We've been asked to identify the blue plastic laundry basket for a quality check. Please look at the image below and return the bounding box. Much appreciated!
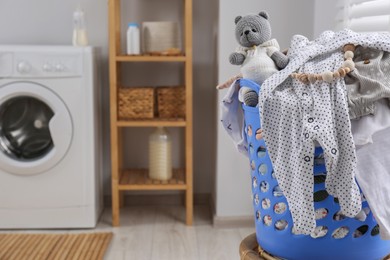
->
[240,78,390,260]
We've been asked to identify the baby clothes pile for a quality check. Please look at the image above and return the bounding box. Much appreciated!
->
[221,29,390,239]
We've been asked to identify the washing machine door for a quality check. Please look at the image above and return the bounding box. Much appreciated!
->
[0,82,72,175]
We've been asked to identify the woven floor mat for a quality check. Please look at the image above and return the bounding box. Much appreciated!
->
[0,232,113,260]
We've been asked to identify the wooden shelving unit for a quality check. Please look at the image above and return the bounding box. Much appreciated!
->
[116,55,187,62]
[119,169,186,191]
[116,118,187,128]
[108,0,193,226]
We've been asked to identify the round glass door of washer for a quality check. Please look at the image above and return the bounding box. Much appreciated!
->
[0,82,73,175]
[0,96,54,161]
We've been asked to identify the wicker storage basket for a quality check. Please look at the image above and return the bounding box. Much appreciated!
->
[118,87,155,119]
[157,86,185,119]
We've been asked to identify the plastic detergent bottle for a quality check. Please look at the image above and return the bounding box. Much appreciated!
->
[126,23,140,55]
[149,127,172,181]
[72,7,88,46]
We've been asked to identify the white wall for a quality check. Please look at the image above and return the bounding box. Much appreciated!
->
[314,0,338,38]
[0,0,326,217]
[0,0,218,196]
[216,0,315,217]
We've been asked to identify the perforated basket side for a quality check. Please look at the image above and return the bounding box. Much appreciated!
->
[240,78,390,260]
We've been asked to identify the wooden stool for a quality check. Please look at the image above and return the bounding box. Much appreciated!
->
[239,233,279,260]
[240,233,390,260]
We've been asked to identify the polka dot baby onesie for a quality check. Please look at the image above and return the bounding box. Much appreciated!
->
[263,52,362,235]
[258,29,390,235]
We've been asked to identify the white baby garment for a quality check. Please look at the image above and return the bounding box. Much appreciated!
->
[258,29,390,235]
[220,79,248,156]
[355,127,390,239]
[237,39,280,85]
[351,99,390,146]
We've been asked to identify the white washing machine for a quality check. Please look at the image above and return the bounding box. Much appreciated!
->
[0,45,103,228]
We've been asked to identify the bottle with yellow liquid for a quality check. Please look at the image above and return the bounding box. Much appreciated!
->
[148,127,172,180]
[72,6,88,46]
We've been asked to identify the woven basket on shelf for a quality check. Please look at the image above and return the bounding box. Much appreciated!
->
[157,86,185,119]
[118,87,155,119]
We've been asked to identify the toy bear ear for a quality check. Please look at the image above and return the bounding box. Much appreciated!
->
[235,16,242,24]
[259,11,269,20]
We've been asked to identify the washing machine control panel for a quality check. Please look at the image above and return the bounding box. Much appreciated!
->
[41,62,68,73]
[16,60,32,74]
[3,50,84,78]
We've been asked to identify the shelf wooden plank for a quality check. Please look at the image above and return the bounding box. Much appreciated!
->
[108,0,121,227]
[116,55,187,62]
[184,0,194,226]
[119,169,187,191]
[117,118,186,127]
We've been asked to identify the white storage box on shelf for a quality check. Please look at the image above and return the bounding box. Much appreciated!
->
[142,21,181,54]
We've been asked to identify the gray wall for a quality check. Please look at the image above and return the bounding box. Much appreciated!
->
[216,0,315,217]
[314,0,338,38]
[0,0,329,218]
[0,0,218,196]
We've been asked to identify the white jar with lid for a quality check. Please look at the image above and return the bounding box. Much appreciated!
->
[148,127,172,181]
[126,23,140,55]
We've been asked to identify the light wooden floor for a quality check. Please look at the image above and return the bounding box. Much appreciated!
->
[100,205,254,260]
[0,206,255,260]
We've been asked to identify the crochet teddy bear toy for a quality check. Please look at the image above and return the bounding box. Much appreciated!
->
[227,11,289,106]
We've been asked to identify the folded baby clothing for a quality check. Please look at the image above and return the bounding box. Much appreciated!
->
[355,127,390,239]
[351,99,390,146]
[220,29,390,236]
[345,46,390,146]
[220,79,248,156]
[346,46,390,119]
[236,39,280,85]
[258,29,390,235]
